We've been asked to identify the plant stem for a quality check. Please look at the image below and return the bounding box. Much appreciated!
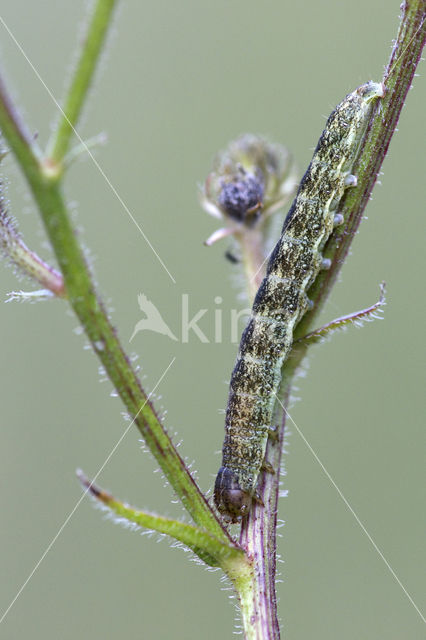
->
[0,76,43,178]
[234,2,426,637]
[238,228,268,301]
[46,0,118,167]
[21,154,223,537]
[78,470,244,567]
[237,369,295,640]
[0,4,230,543]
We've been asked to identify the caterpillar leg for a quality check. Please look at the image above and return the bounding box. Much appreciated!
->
[261,460,275,474]
[333,213,344,226]
[268,425,279,442]
[344,173,358,188]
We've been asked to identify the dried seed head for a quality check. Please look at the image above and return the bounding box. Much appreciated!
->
[201,134,297,229]
[218,168,264,225]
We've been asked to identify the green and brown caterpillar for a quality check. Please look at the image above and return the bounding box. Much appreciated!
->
[214,81,384,522]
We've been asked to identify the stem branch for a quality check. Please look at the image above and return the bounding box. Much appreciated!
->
[0,3,230,543]
[46,0,118,167]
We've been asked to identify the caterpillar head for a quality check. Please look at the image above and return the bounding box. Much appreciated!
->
[356,80,385,103]
[214,466,252,523]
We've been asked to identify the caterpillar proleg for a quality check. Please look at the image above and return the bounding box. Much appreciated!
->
[214,81,384,522]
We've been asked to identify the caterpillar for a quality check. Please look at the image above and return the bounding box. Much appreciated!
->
[214,81,384,522]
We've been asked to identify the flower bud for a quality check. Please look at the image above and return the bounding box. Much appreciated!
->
[201,134,297,229]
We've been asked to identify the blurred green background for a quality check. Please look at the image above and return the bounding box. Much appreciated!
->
[0,1,424,638]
